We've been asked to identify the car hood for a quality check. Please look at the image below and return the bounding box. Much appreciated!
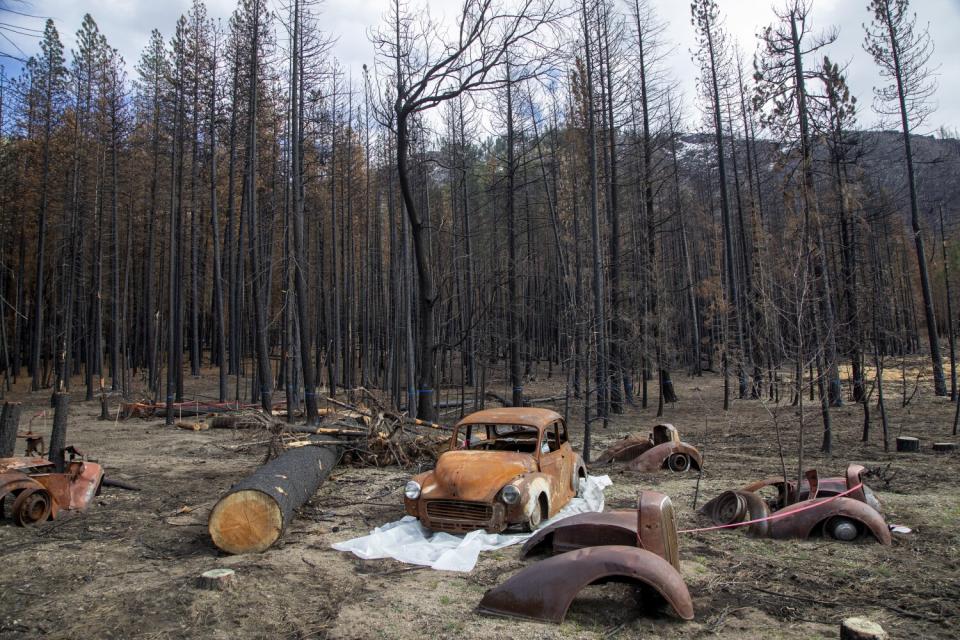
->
[422,451,536,503]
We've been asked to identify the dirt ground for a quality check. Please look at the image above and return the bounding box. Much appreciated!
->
[1,361,958,640]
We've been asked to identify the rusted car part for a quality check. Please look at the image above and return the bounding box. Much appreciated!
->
[404,408,587,534]
[0,455,104,526]
[478,492,692,624]
[699,464,890,544]
[522,491,679,568]
[596,424,702,473]
[478,545,694,623]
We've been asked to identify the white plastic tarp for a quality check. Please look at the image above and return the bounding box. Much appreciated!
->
[331,475,612,572]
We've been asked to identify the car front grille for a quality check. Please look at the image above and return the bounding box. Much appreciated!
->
[425,499,493,523]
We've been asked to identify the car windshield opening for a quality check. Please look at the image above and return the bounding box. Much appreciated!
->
[459,424,541,453]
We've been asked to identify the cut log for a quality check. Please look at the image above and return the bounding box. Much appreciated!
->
[101,477,142,491]
[177,421,209,431]
[198,568,236,590]
[0,402,22,457]
[208,438,341,554]
[840,617,888,640]
[932,442,956,452]
[49,393,69,472]
[896,436,920,452]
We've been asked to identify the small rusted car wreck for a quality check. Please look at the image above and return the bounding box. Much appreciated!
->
[596,423,702,472]
[403,408,587,533]
[699,463,890,544]
[478,491,694,623]
[0,454,103,526]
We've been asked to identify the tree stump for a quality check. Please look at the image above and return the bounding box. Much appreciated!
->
[198,568,236,590]
[0,402,22,457]
[932,442,956,453]
[840,617,888,640]
[208,439,340,554]
[895,436,920,452]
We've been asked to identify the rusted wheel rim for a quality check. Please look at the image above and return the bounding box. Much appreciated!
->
[12,488,52,526]
[667,453,691,473]
[713,492,746,525]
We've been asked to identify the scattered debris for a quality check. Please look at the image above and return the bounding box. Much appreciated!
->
[478,491,693,623]
[595,423,702,472]
[698,464,891,544]
[403,408,586,534]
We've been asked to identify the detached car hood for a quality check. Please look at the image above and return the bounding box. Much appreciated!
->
[423,451,536,502]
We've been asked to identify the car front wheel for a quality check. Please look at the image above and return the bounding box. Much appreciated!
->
[523,496,545,532]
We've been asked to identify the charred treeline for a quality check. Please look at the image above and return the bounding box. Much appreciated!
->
[0,0,956,449]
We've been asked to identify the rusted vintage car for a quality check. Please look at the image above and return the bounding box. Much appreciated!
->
[403,408,587,534]
[0,455,103,526]
[699,463,890,544]
[596,423,702,472]
[479,491,694,623]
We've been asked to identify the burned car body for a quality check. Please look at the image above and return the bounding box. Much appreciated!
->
[403,408,587,534]
[479,491,694,623]
[0,456,104,526]
[699,464,890,544]
[596,424,702,472]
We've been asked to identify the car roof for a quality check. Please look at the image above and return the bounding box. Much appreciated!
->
[455,407,564,431]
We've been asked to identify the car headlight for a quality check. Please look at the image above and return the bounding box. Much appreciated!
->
[501,485,521,504]
[404,480,421,500]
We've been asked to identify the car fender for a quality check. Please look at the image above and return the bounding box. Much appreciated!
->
[478,545,694,623]
[520,510,638,557]
[768,496,891,544]
[570,455,587,494]
[514,473,552,519]
[628,442,702,472]
[595,434,653,464]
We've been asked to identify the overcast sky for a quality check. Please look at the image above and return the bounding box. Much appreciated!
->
[2,0,958,132]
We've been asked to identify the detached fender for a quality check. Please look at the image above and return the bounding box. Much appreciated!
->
[595,434,652,464]
[520,510,637,558]
[628,442,702,472]
[768,496,891,544]
[478,545,694,623]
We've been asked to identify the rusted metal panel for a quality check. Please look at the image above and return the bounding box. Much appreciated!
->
[1,458,103,526]
[595,434,653,464]
[521,510,639,557]
[767,497,892,544]
[455,408,562,429]
[628,441,702,473]
[699,464,888,544]
[520,491,681,571]
[478,545,694,623]
[597,424,701,473]
[0,457,54,474]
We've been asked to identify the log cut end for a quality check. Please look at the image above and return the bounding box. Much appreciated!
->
[199,568,236,590]
[840,617,888,640]
[209,490,283,554]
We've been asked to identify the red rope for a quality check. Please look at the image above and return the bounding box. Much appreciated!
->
[678,483,863,534]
